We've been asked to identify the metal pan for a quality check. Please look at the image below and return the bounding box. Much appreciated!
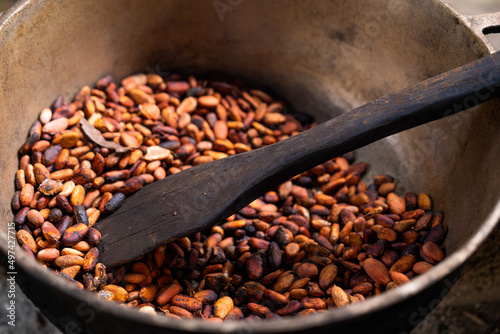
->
[1,0,499,333]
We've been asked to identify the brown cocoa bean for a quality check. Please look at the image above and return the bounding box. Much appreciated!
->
[247,302,271,316]
[246,252,264,280]
[41,221,61,242]
[171,295,203,312]
[296,263,318,278]
[390,254,416,274]
[62,223,89,246]
[156,283,182,306]
[387,193,405,215]
[331,285,351,307]
[390,271,410,285]
[214,296,234,319]
[83,247,99,271]
[319,264,338,290]
[26,209,44,227]
[264,289,288,305]
[301,296,327,310]
[413,261,435,274]
[422,241,444,262]
[37,248,60,262]
[102,284,128,302]
[224,307,243,321]
[55,255,84,268]
[362,258,391,285]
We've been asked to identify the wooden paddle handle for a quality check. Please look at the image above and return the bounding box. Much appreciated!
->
[244,51,500,188]
[97,52,500,267]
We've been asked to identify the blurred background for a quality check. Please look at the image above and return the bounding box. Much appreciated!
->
[0,1,499,333]
[0,0,15,13]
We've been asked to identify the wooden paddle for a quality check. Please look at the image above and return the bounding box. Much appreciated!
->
[95,52,500,268]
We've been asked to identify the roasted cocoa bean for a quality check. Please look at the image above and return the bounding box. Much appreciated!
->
[83,247,99,271]
[156,283,182,306]
[171,295,203,312]
[62,223,89,246]
[362,258,391,285]
[214,296,234,319]
[41,221,61,242]
[246,252,264,280]
[104,192,126,213]
[73,205,89,226]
